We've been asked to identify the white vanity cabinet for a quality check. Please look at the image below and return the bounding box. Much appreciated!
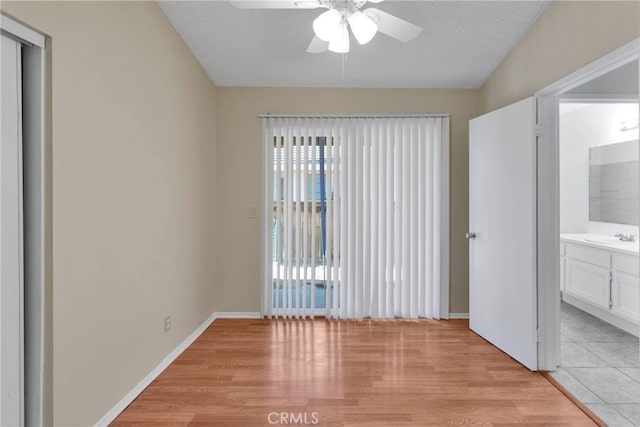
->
[561,235,640,335]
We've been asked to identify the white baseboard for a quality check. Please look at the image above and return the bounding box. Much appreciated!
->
[94,312,217,427]
[449,313,470,319]
[213,311,261,319]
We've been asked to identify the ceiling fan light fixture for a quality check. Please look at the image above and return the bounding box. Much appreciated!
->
[328,22,350,53]
[313,9,342,41]
[348,11,377,45]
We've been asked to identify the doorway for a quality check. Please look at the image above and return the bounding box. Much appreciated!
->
[537,42,640,426]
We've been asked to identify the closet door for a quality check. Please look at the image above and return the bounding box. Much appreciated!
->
[1,33,24,426]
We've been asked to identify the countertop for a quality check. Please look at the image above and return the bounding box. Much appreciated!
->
[561,233,639,256]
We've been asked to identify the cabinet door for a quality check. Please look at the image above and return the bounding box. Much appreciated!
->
[612,271,640,322]
[565,258,610,309]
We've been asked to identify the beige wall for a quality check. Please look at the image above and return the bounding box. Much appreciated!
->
[215,87,479,315]
[481,1,640,113]
[1,2,218,425]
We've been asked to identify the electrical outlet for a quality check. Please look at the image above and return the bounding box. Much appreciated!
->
[248,206,257,219]
[164,316,171,333]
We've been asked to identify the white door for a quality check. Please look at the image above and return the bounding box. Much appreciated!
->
[1,33,25,425]
[468,97,538,371]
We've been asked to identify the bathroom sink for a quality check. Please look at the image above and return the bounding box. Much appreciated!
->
[584,236,635,245]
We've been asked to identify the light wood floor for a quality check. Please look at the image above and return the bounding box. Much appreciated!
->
[112,318,595,426]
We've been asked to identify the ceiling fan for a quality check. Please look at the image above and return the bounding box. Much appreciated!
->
[230,0,423,54]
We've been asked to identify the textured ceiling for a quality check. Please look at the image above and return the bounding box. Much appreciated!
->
[158,0,550,88]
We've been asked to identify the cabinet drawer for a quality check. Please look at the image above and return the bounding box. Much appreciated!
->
[613,254,639,276]
[565,244,611,268]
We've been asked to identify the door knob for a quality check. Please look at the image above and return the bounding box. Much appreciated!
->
[465,232,476,240]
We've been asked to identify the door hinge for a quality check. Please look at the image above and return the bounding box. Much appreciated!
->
[534,123,542,137]
[536,329,542,343]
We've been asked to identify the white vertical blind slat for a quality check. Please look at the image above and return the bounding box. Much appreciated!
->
[339,122,348,319]
[354,122,364,317]
[310,121,317,318]
[369,120,382,318]
[401,120,410,317]
[331,119,341,319]
[410,119,419,318]
[375,120,385,318]
[432,118,443,319]
[385,122,395,319]
[424,118,434,318]
[393,121,402,317]
[261,118,271,317]
[285,119,293,318]
[416,121,429,317]
[363,122,371,316]
[294,119,302,318]
[301,118,309,317]
[324,119,333,318]
[274,118,283,316]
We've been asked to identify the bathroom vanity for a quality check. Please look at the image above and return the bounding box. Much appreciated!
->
[561,233,640,336]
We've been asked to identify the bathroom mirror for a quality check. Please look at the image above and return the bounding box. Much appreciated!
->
[589,139,639,225]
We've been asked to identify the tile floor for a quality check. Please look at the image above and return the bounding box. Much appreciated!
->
[551,301,640,426]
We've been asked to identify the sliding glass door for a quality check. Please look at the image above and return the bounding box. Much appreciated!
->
[271,136,333,314]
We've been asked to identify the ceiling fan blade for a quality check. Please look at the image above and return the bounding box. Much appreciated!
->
[306,35,329,53]
[364,8,422,43]
[230,0,320,9]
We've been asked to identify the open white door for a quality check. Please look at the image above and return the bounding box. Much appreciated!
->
[469,97,538,371]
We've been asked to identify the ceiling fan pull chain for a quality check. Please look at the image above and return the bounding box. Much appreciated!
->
[342,52,348,78]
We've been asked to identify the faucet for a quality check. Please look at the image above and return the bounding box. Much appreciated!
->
[615,233,636,242]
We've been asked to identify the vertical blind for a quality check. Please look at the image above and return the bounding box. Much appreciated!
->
[261,115,449,319]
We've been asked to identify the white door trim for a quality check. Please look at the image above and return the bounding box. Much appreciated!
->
[535,94,561,371]
[534,38,639,371]
[537,39,639,96]
[0,14,44,48]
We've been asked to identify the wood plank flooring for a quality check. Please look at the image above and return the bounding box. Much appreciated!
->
[112,319,595,426]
